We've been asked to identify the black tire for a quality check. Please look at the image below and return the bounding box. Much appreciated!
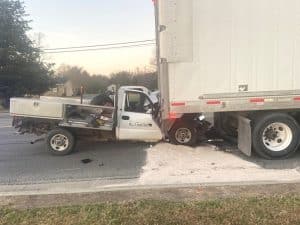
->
[252,113,300,159]
[46,128,76,156]
[90,94,113,106]
[169,122,197,146]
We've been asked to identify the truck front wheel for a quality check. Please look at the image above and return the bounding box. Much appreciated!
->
[169,122,197,146]
[252,113,300,159]
[46,128,75,156]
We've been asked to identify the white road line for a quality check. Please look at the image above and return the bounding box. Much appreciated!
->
[0,126,12,129]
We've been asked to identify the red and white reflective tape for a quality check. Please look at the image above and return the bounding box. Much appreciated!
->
[250,98,265,103]
[171,102,186,107]
[206,100,221,105]
[294,97,300,101]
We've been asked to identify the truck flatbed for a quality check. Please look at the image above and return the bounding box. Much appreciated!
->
[10,97,115,131]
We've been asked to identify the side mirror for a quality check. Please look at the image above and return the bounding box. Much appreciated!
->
[144,104,153,114]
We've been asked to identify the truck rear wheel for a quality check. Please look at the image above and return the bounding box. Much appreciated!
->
[252,113,300,159]
[169,122,197,146]
[46,128,75,156]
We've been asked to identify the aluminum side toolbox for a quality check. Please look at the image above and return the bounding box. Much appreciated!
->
[10,98,64,119]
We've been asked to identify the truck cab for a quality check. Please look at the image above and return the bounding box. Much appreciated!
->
[115,86,162,142]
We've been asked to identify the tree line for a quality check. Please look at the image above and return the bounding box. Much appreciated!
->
[56,65,157,94]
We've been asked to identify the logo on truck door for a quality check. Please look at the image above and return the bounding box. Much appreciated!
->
[129,122,152,127]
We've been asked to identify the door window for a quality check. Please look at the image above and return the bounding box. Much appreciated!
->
[125,92,152,114]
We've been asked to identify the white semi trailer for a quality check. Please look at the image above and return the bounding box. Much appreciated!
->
[155,0,300,159]
[9,0,300,159]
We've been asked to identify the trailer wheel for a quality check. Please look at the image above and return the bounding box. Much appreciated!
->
[46,128,75,156]
[252,113,300,159]
[169,122,197,146]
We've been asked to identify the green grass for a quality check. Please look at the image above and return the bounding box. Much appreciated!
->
[1,196,300,225]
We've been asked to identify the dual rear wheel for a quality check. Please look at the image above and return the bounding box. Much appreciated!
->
[252,113,300,159]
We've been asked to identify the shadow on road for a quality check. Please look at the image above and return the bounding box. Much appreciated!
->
[246,151,300,170]
[209,140,300,170]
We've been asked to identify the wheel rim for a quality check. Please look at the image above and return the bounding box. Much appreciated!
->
[50,134,69,151]
[262,122,293,152]
[175,128,192,144]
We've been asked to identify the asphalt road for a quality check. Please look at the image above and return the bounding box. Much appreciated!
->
[2,112,300,188]
[0,113,148,185]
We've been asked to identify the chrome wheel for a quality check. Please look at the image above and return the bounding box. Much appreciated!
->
[262,122,293,152]
[50,134,69,152]
[175,128,192,144]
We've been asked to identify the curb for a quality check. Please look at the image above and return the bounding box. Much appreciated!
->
[1,182,300,209]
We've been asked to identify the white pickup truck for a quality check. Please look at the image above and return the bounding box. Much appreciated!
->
[11,86,203,155]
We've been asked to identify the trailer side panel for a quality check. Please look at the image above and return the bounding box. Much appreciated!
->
[158,0,300,111]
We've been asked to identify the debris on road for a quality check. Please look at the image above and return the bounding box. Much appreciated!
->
[81,159,93,164]
[30,137,45,145]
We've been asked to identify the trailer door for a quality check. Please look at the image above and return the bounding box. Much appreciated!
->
[117,91,162,141]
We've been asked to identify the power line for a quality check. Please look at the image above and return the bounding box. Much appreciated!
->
[44,43,155,54]
[43,39,155,51]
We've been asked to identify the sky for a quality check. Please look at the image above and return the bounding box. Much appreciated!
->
[23,0,156,75]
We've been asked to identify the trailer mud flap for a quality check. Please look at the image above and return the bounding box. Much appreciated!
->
[238,116,252,157]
